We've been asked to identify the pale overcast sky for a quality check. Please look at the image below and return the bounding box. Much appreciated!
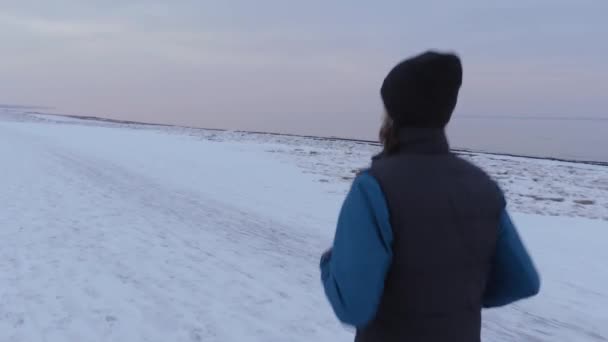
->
[1,0,607,139]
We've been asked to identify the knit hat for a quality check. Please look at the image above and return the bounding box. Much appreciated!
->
[381,51,462,128]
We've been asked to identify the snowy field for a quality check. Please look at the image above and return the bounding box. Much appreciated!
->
[1,110,607,341]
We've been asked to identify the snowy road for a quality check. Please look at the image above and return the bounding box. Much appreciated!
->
[1,116,607,341]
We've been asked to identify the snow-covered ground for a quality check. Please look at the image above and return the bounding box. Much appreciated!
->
[1,111,607,341]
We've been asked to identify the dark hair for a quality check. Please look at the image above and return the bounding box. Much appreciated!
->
[379,113,400,155]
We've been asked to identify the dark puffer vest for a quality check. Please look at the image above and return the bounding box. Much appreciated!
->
[357,128,505,342]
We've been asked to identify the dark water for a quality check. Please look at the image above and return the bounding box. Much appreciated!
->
[448,117,608,163]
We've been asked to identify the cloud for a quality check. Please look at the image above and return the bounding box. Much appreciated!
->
[0,0,606,138]
[0,10,127,38]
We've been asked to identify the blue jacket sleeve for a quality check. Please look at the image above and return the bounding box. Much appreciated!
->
[483,210,541,308]
[320,172,393,327]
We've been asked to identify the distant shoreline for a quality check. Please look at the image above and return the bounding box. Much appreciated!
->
[22,111,608,167]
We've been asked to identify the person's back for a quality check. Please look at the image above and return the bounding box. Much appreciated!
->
[320,51,540,342]
[360,130,504,341]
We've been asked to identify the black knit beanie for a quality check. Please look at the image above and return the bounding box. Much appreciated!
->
[381,51,462,128]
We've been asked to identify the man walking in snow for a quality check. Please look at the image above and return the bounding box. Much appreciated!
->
[320,51,540,341]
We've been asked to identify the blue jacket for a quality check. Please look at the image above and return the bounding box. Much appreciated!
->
[320,172,540,327]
